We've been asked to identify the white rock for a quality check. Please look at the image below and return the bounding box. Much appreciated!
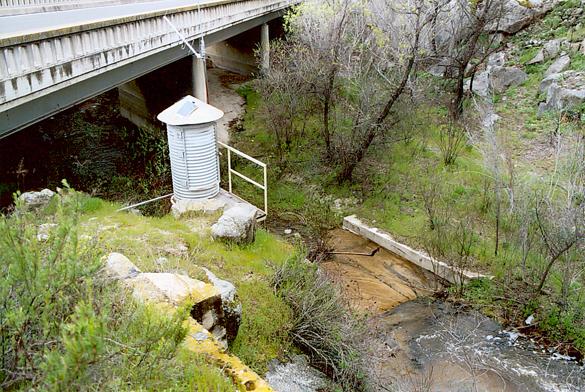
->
[211,204,257,244]
[105,252,141,280]
[19,189,55,208]
[284,229,293,235]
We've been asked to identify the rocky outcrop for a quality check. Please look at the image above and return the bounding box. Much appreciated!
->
[103,252,241,348]
[538,70,585,114]
[104,253,271,391]
[495,0,556,34]
[527,39,562,64]
[19,189,55,209]
[544,55,571,77]
[467,65,527,97]
[203,267,242,343]
[211,204,257,244]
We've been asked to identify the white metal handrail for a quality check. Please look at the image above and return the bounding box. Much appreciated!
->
[218,141,267,221]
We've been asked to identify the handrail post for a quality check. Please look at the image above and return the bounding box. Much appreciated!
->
[227,148,232,193]
[263,165,268,216]
[217,141,268,221]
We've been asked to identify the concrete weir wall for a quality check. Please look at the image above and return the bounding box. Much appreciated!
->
[343,215,491,285]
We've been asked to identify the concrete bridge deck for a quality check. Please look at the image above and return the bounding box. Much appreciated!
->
[0,0,207,38]
[0,0,296,138]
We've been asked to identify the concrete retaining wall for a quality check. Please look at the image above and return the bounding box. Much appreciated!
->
[343,215,491,285]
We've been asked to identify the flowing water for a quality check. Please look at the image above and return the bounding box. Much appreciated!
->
[324,229,585,392]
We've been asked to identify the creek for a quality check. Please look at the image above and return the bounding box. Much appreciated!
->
[324,229,585,391]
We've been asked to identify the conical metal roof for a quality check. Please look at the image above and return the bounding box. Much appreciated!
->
[157,95,224,126]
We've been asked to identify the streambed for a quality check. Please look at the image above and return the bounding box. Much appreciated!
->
[324,229,585,391]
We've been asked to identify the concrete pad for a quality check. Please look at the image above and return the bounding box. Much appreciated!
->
[172,188,265,221]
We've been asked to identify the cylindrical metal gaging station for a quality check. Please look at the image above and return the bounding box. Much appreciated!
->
[157,96,224,201]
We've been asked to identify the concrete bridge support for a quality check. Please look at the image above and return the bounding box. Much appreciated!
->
[206,19,280,76]
[193,55,208,103]
[260,23,270,75]
[118,57,192,128]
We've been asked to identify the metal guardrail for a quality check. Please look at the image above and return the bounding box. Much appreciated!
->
[0,0,86,5]
[0,0,155,9]
[218,141,267,222]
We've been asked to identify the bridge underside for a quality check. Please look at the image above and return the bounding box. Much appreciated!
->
[0,10,282,139]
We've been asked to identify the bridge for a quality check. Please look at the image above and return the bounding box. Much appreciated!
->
[0,0,297,138]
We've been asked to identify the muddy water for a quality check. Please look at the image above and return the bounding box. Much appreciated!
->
[324,230,585,392]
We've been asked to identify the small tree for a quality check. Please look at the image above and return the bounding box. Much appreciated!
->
[431,0,505,119]
[260,0,446,183]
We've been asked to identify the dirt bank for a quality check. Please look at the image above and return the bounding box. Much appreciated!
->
[207,67,246,144]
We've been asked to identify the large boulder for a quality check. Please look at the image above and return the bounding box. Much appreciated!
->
[105,252,142,279]
[495,0,555,34]
[19,189,55,209]
[466,65,527,97]
[538,70,585,114]
[103,252,239,348]
[211,204,257,244]
[544,55,571,77]
[489,66,528,93]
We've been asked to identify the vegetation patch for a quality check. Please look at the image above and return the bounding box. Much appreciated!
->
[77,194,296,374]
[0,191,233,390]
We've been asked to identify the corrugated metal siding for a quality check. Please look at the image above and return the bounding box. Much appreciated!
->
[167,123,219,200]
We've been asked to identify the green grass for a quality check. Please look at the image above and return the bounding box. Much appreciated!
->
[78,196,295,374]
[1,192,235,391]
[233,44,585,350]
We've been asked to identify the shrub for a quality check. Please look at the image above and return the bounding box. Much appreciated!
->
[0,191,232,390]
[272,255,369,391]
